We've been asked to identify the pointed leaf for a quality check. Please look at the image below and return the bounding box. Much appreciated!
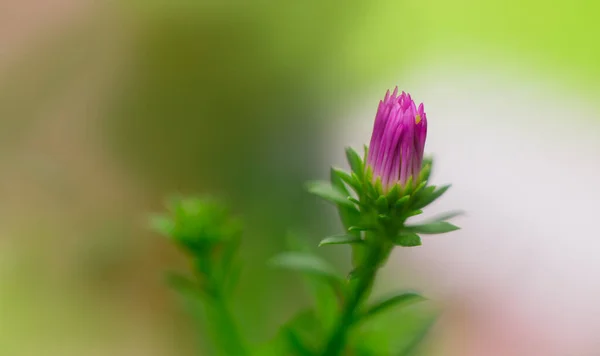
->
[359,292,426,322]
[269,252,343,282]
[319,235,364,246]
[394,232,422,247]
[395,195,410,209]
[332,167,361,193]
[346,146,364,177]
[421,210,465,223]
[330,167,350,196]
[413,184,451,210]
[375,195,389,213]
[405,221,460,234]
[405,209,423,218]
[419,161,432,183]
[306,181,356,209]
[387,184,400,204]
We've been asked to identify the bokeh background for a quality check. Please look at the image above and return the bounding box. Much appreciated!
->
[1,0,600,355]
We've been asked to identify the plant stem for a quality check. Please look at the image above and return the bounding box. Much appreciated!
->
[320,242,386,356]
[207,287,248,356]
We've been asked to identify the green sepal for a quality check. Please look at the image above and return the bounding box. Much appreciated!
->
[375,195,389,213]
[306,181,356,209]
[405,209,423,218]
[319,234,364,246]
[330,167,351,196]
[401,176,413,194]
[412,181,427,197]
[394,232,422,247]
[332,167,361,193]
[386,184,400,204]
[405,221,460,234]
[395,195,410,209]
[419,160,432,183]
[413,184,451,210]
[346,147,364,177]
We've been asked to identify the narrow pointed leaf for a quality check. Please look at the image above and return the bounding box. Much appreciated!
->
[346,147,364,177]
[375,195,389,213]
[413,184,451,209]
[395,195,410,209]
[405,209,423,218]
[330,169,362,233]
[405,221,460,234]
[387,184,400,203]
[419,162,432,183]
[306,181,356,209]
[269,252,343,282]
[421,210,465,223]
[332,167,361,193]
[359,292,426,322]
[394,232,422,247]
[319,235,364,246]
[330,167,350,196]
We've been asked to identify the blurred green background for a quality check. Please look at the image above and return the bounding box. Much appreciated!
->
[1,0,599,355]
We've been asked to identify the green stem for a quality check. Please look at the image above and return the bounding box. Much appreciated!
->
[208,290,247,356]
[320,242,387,356]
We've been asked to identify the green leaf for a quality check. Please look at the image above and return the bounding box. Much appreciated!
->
[419,161,432,183]
[319,234,364,246]
[332,167,361,193]
[306,181,356,209]
[412,181,427,197]
[330,167,350,196]
[387,184,400,203]
[149,214,174,236]
[346,146,364,177]
[395,195,410,209]
[394,232,422,247]
[269,252,343,282]
[413,184,451,210]
[405,221,460,234]
[330,169,362,233]
[359,292,426,322]
[375,195,389,213]
[405,209,423,218]
[396,314,439,356]
[422,210,465,223]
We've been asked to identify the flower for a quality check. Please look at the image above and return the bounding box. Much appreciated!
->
[367,87,428,190]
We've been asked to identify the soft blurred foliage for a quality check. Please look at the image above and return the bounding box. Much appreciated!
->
[1,0,600,355]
